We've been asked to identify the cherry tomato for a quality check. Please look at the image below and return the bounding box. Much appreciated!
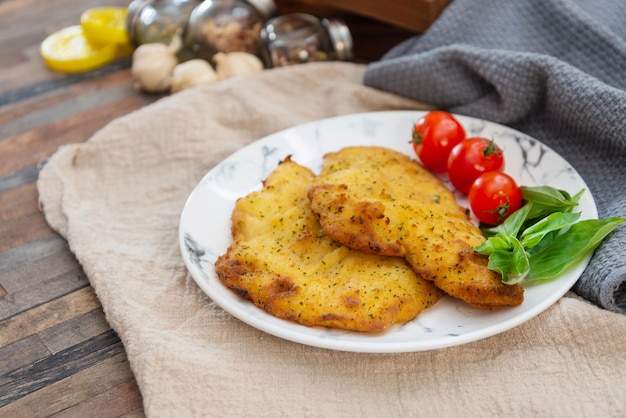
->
[469,171,522,226]
[447,137,505,195]
[411,110,466,173]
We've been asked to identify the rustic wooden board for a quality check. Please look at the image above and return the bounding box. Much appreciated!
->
[0,0,150,415]
[0,0,447,415]
[275,0,451,32]
[0,287,101,347]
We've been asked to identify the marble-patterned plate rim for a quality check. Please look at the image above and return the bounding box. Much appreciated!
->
[178,110,597,353]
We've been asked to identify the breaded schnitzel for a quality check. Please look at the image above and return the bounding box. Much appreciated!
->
[215,157,443,332]
[307,146,523,309]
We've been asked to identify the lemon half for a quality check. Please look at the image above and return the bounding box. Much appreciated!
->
[80,7,130,45]
[40,25,118,73]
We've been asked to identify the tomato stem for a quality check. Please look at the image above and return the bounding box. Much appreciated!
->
[483,139,499,157]
[489,197,511,224]
[411,126,423,145]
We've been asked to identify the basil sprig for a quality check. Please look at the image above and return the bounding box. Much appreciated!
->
[475,185,624,284]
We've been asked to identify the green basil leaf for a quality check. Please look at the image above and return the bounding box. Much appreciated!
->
[486,237,529,284]
[521,185,582,220]
[521,212,581,248]
[528,217,625,280]
[570,188,585,204]
[509,237,530,284]
[526,230,557,255]
[482,203,533,238]
[521,185,580,208]
[475,234,512,255]
[486,250,515,280]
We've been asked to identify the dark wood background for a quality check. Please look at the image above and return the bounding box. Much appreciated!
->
[0,0,431,415]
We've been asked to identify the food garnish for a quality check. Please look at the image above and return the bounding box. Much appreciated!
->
[447,137,505,195]
[409,113,623,287]
[80,7,130,45]
[475,185,624,284]
[469,171,522,226]
[40,8,131,73]
[40,25,120,73]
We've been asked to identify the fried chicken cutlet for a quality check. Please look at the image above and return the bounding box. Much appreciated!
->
[215,157,443,332]
[307,146,523,309]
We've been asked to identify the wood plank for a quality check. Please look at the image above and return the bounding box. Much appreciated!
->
[0,165,39,194]
[0,208,56,252]
[0,235,67,276]
[0,286,100,347]
[0,239,83,293]
[0,66,134,124]
[0,78,142,161]
[341,15,417,63]
[39,309,112,355]
[0,92,155,178]
[0,330,125,408]
[0,183,39,224]
[0,351,141,417]
[0,0,46,15]
[49,379,144,418]
[0,0,129,24]
[0,244,88,321]
[0,334,50,377]
[274,0,450,32]
[0,49,83,97]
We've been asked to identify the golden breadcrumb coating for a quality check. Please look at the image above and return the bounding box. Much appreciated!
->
[215,157,443,332]
[307,146,523,309]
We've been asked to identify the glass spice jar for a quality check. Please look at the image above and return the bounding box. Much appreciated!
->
[184,0,277,62]
[259,13,354,68]
[127,0,201,46]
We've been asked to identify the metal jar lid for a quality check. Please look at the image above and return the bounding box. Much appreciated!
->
[126,0,154,46]
[260,13,354,67]
[127,0,201,46]
[185,0,277,61]
[322,18,354,61]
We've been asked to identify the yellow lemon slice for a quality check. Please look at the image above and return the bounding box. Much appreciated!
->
[40,25,118,73]
[80,7,130,45]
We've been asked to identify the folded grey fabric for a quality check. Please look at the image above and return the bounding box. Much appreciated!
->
[364,0,626,314]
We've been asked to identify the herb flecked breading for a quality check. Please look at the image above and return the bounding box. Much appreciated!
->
[308,146,523,309]
[215,157,444,332]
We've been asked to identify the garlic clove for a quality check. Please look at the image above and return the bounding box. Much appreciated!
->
[131,31,183,93]
[131,42,179,93]
[171,59,218,93]
[213,52,264,80]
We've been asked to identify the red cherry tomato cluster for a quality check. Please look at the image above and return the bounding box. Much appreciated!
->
[411,111,522,225]
[447,137,505,195]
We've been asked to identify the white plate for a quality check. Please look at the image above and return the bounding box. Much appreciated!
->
[179,111,597,353]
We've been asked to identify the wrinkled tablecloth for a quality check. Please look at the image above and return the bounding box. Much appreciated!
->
[37,61,626,417]
[364,0,626,314]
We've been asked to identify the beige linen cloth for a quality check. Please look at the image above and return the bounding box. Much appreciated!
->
[38,63,626,417]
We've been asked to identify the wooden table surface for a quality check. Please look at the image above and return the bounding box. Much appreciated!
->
[0,1,419,416]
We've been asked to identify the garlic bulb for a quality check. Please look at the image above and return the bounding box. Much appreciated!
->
[131,32,182,93]
[213,52,264,80]
[171,59,218,93]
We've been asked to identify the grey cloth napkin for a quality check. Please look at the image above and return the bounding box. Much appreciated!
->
[364,0,626,314]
